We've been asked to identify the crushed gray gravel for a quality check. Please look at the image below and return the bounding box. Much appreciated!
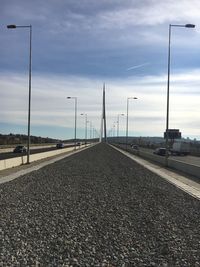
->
[0,143,200,266]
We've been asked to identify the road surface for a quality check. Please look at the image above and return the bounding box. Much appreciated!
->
[119,144,200,167]
[0,144,75,160]
[1,143,199,266]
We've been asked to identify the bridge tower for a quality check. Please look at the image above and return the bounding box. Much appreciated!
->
[100,83,107,142]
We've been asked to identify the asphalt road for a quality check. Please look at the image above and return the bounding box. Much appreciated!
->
[1,143,199,266]
[0,144,75,160]
[117,144,200,167]
[140,147,200,166]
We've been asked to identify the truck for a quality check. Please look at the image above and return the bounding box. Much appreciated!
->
[171,141,190,156]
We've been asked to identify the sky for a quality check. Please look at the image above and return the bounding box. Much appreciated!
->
[1,0,200,140]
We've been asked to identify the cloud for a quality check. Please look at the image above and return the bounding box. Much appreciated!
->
[1,0,200,139]
[93,0,200,29]
[1,69,200,139]
[2,0,200,40]
[1,0,199,80]
[127,63,150,71]
[0,72,103,130]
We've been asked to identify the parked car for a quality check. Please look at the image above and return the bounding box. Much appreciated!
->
[13,145,27,153]
[153,147,167,156]
[56,143,64,149]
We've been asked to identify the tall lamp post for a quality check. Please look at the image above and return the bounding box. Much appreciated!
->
[126,97,137,150]
[67,97,77,149]
[117,113,124,140]
[112,124,116,141]
[165,23,195,164]
[90,121,92,140]
[7,24,32,164]
[80,113,88,145]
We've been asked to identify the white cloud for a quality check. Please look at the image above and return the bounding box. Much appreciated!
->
[1,0,200,140]
[3,0,200,45]
[0,69,200,139]
[93,0,200,29]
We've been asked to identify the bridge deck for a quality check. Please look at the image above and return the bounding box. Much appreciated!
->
[1,143,200,266]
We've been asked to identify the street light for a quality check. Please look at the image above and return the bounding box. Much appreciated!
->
[89,121,92,139]
[67,97,77,149]
[117,113,124,140]
[126,97,138,150]
[165,23,195,164]
[7,24,32,164]
[111,124,115,138]
[80,113,88,145]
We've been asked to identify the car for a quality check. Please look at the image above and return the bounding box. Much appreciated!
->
[153,147,167,156]
[131,144,139,150]
[13,145,27,153]
[56,143,64,149]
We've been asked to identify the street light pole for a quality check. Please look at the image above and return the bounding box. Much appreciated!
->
[85,115,87,142]
[80,113,87,145]
[67,97,77,149]
[90,121,92,139]
[117,113,124,141]
[113,124,116,140]
[7,24,32,164]
[126,97,137,150]
[165,23,195,165]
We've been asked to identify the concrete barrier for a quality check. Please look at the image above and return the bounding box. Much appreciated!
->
[168,159,200,179]
[0,155,26,170]
[139,150,166,165]
[0,145,90,171]
[113,144,200,179]
[138,151,200,178]
[138,150,200,179]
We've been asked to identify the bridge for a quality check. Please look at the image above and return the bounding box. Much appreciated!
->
[1,143,200,266]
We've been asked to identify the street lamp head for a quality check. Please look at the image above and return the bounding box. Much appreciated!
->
[7,24,16,29]
[67,96,77,100]
[185,24,195,28]
[128,97,138,100]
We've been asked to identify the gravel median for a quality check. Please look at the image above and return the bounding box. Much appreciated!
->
[0,143,200,266]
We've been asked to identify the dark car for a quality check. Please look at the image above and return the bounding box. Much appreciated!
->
[13,145,27,153]
[153,148,167,156]
[131,144,139,150]
[56,143,64,149]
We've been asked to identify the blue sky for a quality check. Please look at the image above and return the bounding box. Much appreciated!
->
[1,0,200,140]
